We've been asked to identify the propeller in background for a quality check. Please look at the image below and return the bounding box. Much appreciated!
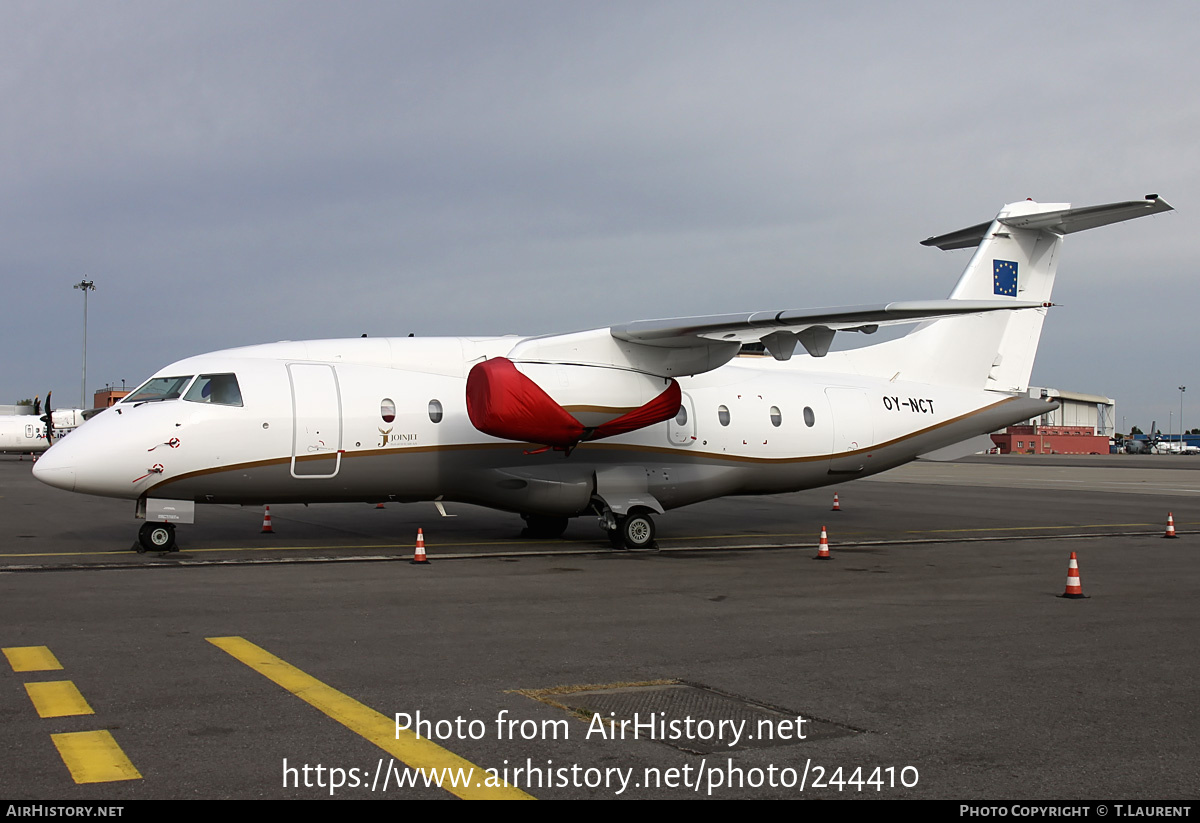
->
[40,391,54,443]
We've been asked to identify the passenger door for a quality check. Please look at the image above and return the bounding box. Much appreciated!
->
[289,363,343,478]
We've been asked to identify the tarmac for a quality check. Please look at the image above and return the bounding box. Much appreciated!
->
[1,453,1196,799]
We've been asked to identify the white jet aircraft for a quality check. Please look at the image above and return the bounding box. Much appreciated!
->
[34,196,1172,552]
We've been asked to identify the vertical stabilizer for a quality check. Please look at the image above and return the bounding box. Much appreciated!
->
[822,196,1170,392]
[923,199,1068,392]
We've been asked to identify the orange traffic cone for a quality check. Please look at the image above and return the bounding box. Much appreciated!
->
[831,493,841,512]
[814,526,831,560]
[411,528,429,564]
[261,506,274,534]
[376,502,386,509]
[1058,551,1087,599]
[1164,512,1178,539]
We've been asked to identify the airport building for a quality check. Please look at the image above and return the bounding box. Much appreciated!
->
[990,388,1115,455]
[990,424,1109,455]
[94,387,130,408]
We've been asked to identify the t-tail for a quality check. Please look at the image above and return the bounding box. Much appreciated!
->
[825,195,1172,393]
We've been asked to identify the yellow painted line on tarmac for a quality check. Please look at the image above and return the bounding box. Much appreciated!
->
[659,533,807,542]
[3,645,63,672]
[51,730,142,784]
[1,535,792,558]
[2,540,550,558]
[3,520,1192,561]
[207,636,533,800]
[25,680,94,717]
[912,522,1158,534]
[0,543,427,558]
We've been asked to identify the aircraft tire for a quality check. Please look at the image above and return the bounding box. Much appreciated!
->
[620,512,656,551]
[138,522,177,553]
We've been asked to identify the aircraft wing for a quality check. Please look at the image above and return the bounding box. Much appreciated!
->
[507,299,1041,375]
[612,299,1040,351]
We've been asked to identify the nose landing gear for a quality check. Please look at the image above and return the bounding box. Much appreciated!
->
[136,522,178,553]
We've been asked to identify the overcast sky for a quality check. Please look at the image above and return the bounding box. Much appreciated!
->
[3,1,1195,433]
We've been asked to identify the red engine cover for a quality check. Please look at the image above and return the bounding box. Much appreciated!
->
[466,357,681,450]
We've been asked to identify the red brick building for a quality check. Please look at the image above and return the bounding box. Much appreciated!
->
[990,425,1108,455]
[93,388,130,408]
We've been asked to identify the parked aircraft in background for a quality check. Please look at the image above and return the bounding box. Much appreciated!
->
[0,394,92,455]
[1124,423,1200,454]
[1153,440,1200,456]
[33,196,1172,551]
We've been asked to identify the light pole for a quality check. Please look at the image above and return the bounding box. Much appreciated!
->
[1181,386,1187,446]
[73,280,95,408]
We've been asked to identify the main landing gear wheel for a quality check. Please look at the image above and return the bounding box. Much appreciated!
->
[137,522,177,553]
[618,512,656,551]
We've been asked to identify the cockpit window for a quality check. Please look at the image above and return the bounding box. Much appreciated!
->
[124,376,194,404]
[184,374,244,407]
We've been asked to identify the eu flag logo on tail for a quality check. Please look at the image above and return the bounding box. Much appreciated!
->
[993,259,1018,296]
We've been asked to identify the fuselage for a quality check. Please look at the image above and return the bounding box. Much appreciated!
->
[32,336,1046,516]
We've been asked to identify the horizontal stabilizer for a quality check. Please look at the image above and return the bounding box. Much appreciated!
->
[920,220,992,251]
[922,195,1171,250]
[997,196,1172,233]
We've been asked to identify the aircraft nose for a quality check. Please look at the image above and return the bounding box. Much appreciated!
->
[32,446,77,492]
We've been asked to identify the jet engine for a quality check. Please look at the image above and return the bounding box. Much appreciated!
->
[466,357,681,451]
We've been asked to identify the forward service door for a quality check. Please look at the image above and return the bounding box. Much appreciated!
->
[289,363,343,478]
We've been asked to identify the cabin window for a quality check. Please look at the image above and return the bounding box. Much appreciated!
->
[428,399,444,423]
[184,374,244,407]
[803,406,815,427]
[675,407,687,426]
[125,375,194,404]
[717,405,730,426]
[770,406,782,427]
[381,399,396,423]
